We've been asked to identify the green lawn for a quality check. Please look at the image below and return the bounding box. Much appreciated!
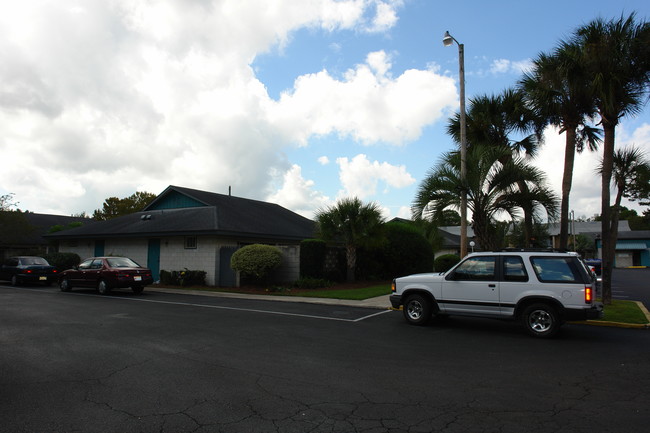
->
[279,284,392,300]
[601,300,649,325]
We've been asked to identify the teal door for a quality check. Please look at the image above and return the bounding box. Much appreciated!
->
[147,239,161,282]
[94,240,105,256]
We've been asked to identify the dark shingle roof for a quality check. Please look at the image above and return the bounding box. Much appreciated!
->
[0,211,93,246]
[47,186,316,242]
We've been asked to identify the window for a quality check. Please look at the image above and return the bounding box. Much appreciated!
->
[531,257,584,283]
[78,259,93,270]
[450,256,496,281]
[185,237,197,249]
[503,256,528,282]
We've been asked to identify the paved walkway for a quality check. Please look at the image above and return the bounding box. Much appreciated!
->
[150,287,392,309]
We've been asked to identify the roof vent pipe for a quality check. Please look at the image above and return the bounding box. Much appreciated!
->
[229,186,231,196]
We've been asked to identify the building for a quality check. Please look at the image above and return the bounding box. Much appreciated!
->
[0,211,92,260]
[46,186,316,286]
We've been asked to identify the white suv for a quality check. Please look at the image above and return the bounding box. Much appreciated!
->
[390,251,603,338]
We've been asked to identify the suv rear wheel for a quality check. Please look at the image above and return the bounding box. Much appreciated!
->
[403,294,433,326]
[522,303,560,338]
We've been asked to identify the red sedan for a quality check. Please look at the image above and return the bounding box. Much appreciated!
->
[59,257,153,295]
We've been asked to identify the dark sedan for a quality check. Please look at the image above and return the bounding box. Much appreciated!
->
[0,256,59,286]
[59,257,153,295]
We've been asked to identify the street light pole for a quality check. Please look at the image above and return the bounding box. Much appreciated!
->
[443,31,468,257]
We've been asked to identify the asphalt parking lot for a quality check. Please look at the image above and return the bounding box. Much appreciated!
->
[1,282,649,433]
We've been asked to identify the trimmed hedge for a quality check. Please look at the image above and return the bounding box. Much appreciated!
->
[300,239,327,278]
[434,254,460,272]
[231,244,283,282]
[380,222,434,278]
[43,252,81,271]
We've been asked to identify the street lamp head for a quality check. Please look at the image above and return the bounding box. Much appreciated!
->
[442,31,455,47]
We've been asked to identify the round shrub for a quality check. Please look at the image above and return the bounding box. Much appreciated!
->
[434,254,460,272]
[43,252,81,271]
[231,244,283,282]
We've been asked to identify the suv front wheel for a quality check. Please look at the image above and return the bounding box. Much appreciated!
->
[522,303,560,338]
[403,294,433,326]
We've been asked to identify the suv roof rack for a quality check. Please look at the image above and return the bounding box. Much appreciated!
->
[498,248,562,252]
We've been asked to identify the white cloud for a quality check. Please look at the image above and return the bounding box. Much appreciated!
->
[336,154,415,199]
[266,165,331,218]
[318,156,330,165]
[0,0,453,216]
[269,50,457,146]
[489,58,533,75]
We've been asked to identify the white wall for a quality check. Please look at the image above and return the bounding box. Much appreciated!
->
[59,236,301,286]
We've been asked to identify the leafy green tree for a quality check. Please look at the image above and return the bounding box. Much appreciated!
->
[315,198,384,283]
[597,146,650,263]
[520,42,601,250]
[93,191,157,220]
[413,145,558,252]
[0,193,18,211]
[447,88,545,245]
[575,13,650,304]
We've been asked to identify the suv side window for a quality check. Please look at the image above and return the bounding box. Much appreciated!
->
[530,257,584,283]
[503,256,528,282]
[450,256,496,281]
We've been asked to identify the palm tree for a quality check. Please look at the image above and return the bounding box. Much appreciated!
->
[598,146,650,264]
[574,14,650,304]
[446,88,545,245]
[520,42,602,251]
[412,145,558,251]
[315,197,384,283]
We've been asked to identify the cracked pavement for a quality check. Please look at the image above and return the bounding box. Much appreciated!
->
[1,285,649,432]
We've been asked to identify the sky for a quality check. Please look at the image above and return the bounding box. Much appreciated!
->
[1,0,649,222]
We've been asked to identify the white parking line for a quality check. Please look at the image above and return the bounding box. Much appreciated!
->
[3,286,390,323]
[75,292,393,322]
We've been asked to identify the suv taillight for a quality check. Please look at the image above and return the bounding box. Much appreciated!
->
[585,285,593,304]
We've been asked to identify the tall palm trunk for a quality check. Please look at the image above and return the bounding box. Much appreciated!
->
[600,124,616,305]
[559,127,577,250]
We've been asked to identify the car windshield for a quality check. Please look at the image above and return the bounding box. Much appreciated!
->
[20,257,49,266]
[106,257,140,268]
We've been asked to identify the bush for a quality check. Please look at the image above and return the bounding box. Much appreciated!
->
[231,244,283,283]
[379,222,434,278]
[434,254,460,272]
[293,277,333,290]
[43,252,80,271]
[300,239,327,278]
[160,269,206,286]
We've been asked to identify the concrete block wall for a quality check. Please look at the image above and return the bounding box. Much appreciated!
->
[59,240,94,261]
[159,236,222,286]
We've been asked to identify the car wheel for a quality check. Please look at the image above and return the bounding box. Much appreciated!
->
[131,285,144,295]
[522,303,560,338]
[97,280,111,295]
[10,275,20,286]
[60,278,72,292]
[403,294,433,326]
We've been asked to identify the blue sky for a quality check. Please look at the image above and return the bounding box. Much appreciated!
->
[1,0,648,221]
